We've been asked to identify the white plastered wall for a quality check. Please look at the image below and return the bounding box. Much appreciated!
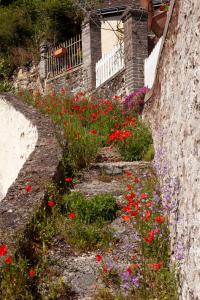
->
[101,16,124,55]
[0,96,38,201]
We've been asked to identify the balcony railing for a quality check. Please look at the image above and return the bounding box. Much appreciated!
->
[46,34,82,78]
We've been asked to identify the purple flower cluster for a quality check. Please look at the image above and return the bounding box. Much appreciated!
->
[123,86,149,113]
[119,270,141,296]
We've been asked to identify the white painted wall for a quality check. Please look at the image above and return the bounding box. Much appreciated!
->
[144,37,163,88]
[101,16,124,55]
[0,96,38,201]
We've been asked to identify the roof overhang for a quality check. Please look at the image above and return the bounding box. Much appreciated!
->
[96,6,127,16]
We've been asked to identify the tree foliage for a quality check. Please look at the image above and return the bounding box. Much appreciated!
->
[0,0,102,75]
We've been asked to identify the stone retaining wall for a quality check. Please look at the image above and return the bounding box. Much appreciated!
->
[0,93,62,251]
[143,0,200,298]
[45,65,85,94]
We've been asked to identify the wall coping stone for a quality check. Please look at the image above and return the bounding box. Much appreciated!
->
[0,93,62,250]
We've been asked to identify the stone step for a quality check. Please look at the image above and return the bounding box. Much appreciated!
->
[91,161,152,176]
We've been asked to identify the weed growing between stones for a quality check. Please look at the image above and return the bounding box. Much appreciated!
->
[93,171,177,299]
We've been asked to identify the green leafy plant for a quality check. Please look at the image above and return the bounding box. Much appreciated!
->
[114,121,153,161]
[63,192,118,224]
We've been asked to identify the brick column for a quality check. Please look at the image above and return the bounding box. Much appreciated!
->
[122,8,148,93]
[82,12,102,91]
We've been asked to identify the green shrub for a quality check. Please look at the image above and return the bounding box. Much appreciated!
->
[63,192,118,224]
[115,121,153,161]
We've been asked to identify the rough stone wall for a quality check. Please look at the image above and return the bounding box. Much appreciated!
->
[0,93,62,252]
[143,1,200,299]
[45,66,84,94]
[13,65,43,94]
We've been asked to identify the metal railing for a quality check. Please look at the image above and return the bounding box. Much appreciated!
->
[96,43,124,88]
[46,34,82,78]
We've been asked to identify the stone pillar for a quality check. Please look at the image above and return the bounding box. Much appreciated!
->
[82,12,102,91]
[39,40,49,80]
[122,8,148,93]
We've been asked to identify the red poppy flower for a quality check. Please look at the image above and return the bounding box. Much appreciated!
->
[121,215,130,221]
[144,229,155,244]
[155,216,165,224]
[115,122,119,128]
[25,185,32,192]
[95,254,102,262]
[148,262,162,270]
[91,112,98,122]
[127,184,132,191]
[125,193,136,201]
[131,211,139,217]
[28,269,36,278]
[141,193,148,199]
[48,201,56,207]
[5,256,12,264]
[103,265,108,273]
[123,205,132,213]
[65,177,73,182]
[125,171,133,176]
[89,129,97,135]
[144,210,151,220]
[0,244,7,256]
[133,177,139,183]
[127,267,132,274]
[69,212,75,220]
